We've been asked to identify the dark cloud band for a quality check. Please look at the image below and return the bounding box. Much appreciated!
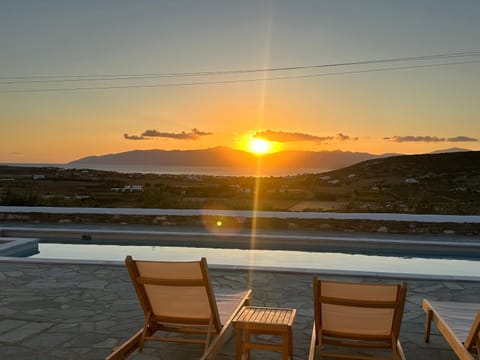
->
[124,134,145,140]
[125,128,212,141]
[386,135,478,143]
[253,130,356,144]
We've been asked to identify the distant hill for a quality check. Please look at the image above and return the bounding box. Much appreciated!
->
[306,150,480,214]
[429,147,471,154]
[69,147,384,171]
[326,150,480,179]
[5,149,480,215]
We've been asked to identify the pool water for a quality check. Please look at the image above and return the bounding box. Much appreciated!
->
[32,243,480,277]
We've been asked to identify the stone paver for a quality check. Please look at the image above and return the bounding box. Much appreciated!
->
[0,258,479,359]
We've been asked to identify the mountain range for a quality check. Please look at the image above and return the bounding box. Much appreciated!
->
[69,146,470,172]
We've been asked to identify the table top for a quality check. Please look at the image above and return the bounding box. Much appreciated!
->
[233,306,296,330]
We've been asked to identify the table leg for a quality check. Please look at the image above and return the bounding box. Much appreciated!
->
[245,329,251,360]
[289,327,293,359]
[236,328,243,360]
[282,331,289,360]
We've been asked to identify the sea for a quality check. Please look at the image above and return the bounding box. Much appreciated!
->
[1,163,330,177]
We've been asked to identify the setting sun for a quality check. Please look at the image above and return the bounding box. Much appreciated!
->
[248,138,273,155]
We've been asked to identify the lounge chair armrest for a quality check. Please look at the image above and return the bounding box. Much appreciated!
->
[105,329,143,360]
[200,289,253,360]
[308,323,317,360]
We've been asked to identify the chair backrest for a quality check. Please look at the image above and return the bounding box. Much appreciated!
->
[313,277,407,344]
[126,256,222,332]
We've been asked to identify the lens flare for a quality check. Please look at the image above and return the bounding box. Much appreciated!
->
[200,206,244,236]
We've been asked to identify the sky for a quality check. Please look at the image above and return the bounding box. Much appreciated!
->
[1,0,480,163]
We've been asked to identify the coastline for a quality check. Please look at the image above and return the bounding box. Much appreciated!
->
[0,162,330,177]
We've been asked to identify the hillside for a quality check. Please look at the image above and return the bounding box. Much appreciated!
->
[327,150,480,179]
[301,150,480,214]
[2,150,480,215]
[69,147,380,171]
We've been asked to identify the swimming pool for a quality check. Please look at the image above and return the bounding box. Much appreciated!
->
[31,243,480,277]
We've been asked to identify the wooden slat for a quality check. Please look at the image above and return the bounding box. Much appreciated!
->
[136,276,205,286]
[320,296,398,308]
[233,306,295,327]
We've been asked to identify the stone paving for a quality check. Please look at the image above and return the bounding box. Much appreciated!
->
[0,258,479,359]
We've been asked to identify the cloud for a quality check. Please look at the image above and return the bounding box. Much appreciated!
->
[253,130,358,144]
[125,128,213,141]
[386,136,445,143]
[191,128,213,136]
[447,136,478,142]
[336,133,358,141]
[253,130,333,143]
[124,133,146,140]
[386,135,478,143]
[142,128,212,140]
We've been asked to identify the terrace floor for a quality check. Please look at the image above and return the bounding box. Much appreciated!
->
[0,257,479,359]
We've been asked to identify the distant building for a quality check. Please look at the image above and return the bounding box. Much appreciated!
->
[74,195,90,200]
[231,184,252,193]
[111,184,143,192]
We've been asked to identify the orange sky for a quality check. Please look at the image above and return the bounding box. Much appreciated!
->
[1,1,479,163]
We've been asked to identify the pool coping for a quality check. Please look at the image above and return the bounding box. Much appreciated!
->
[3,225,480,259]
[1,255,479,282]
[3,206,480,223]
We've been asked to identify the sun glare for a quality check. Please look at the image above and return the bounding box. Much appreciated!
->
[236,133,281,155]
[248,138,272,155]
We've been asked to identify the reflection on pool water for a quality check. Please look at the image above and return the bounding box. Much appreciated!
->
[31,243,480,277]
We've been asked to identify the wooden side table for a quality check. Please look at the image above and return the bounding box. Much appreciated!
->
[232,306,296,360]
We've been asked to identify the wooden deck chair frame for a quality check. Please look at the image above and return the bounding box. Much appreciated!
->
[423,299,480,360]
[106,256,251,360]
[309,277,407,360]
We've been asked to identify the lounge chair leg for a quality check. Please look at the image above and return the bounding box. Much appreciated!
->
[203,314,215,354]
[138,330,146,352]
[476,336,480,359]
[139,313,153,352]
[392,343,398,359]
[424,309,433,343]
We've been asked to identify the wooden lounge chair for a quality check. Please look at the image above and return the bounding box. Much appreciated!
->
[423,299,480,360]
[309,278,407,360]
[106,256,252,360]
